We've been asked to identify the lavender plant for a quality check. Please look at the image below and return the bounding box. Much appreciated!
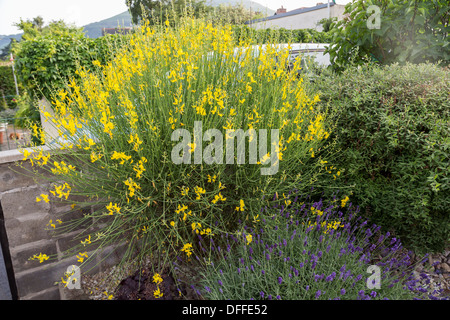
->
[190,191,446,300]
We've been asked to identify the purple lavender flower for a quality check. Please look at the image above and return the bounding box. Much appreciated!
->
[340,288,346,295]
[218,280,223,286]
[315,290,322,299]
[262,270,265,275]
[278,277,283,284]
[260,291,264,298]
[205,286,211,293]
[276,295,281,300]
[326,272,336,282]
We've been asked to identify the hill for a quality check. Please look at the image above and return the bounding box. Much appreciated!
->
[82,11,133,38]
[0,33,22,56]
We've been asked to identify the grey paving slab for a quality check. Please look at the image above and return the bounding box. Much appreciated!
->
[0,243,12,300]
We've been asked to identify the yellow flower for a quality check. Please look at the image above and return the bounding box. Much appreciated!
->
[133,157,147,179]
[153,287,163,299]
[51,161,76,175]
[200,228,213,236]
[194,186,206,200]
[90,151,102,163]
[341,196,349,208]
[175,204,188,214]
[81,235,91,246]
[36,194,49,203]
[181,186,189,196]
[47,219,56,229]
[246,234,252,245]
[188,142,196,154]
[104,292,114,300]
[111,151,131,164]
[128,133,143,152]
[191,222,202,234]
[124,177,140,197]
[153,273,163,285]
[211,192,226,204]
[30,252,49,263]
[50,182,71,200]
[235,199,245,212]
[181,243,193,257]
[106,202,121,215]
[77,252,88,263]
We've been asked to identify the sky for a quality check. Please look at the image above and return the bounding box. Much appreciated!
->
[0,0,353,35]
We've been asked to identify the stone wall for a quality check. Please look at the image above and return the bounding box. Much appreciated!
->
[0,148,122,300]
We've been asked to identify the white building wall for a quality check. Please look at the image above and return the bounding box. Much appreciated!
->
[250,5,346,31]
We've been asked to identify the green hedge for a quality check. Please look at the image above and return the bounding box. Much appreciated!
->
[232,25,333,44]
[311,62,449,253]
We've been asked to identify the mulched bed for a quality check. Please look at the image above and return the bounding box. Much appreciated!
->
[114,266,201,300]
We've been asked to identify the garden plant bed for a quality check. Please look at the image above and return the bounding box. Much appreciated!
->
[79,246,450,300]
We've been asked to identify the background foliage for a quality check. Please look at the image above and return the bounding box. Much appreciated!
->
[327,0,450,69]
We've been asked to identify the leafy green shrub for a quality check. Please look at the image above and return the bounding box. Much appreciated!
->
[12,32,127,100]
[310,62,449,253]
[194,192,440,300]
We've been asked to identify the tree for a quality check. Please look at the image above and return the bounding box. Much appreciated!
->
[14,16,83,41]
[32,16,45,31]
[318,17,337,32]
[206,4,265,25]
[326,0,450,69]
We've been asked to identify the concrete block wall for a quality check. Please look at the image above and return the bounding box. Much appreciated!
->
[0,148,122,300]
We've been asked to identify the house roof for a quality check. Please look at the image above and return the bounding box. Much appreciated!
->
[245,2,336,25]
